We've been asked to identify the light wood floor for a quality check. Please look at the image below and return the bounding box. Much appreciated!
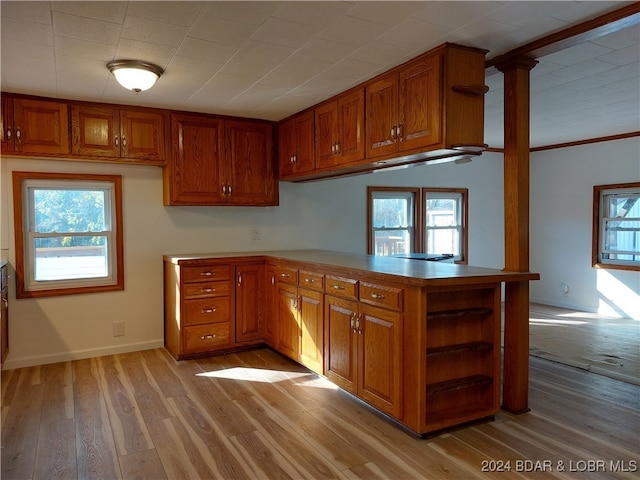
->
[528,303,639,385]
[2,344,639,480]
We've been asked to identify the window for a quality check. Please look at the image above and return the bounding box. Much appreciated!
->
[424,188,467,262]
[13,172,124,298]
[368,186,467,263]
[593,182,640,271]
[368,187,419,256]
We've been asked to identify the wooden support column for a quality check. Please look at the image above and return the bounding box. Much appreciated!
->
[495,55,538,414]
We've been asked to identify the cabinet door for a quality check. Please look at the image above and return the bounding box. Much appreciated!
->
[365,73,398,158]
[337,89,364,164]
[324,295,357,392]
[121,109,166,162]
[12,98,69,154]
[358,304,403,417]
[315,100,338,169]
[225,120,277,206]
[165,114,224,205]
[276,282,299,360]
[278,111,315,178]
[235,263,264,343]
[299,287,323,374]
[72,104,120,157]
[278,117,296,177]
[398,54,442,151]
[1,96,14,152]
[263,265,279,347]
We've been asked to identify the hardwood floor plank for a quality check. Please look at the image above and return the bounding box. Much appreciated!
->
[233,394,347,479]
[118,351,173,424]
[73,357,121,480]
[1,367,44,480]
[96,355,154,456]
[40,362,74,425]
[119,449,169,480]
[166,394,255,480]
[230,429,302,480]
[33,418,77,480]
[195,354,261,401]
[139,348,188,398]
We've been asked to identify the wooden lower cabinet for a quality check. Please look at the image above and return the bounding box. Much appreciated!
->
[235,263,265,344]
[263,265,279,347]
[324,294,403,418]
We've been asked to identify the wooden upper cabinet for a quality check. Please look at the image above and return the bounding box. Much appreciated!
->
[366,54,441,158]
[164,114,277,206]
[225,120,277,206]
[315,89,364,169]
[278,110,314,178]
[72,104,166,164]
[3,97,70,155]
[164,113,225,205]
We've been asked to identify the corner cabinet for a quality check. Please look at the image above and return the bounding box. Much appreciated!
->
[1,96,69,155]
[164,113,277,206]
[71,104,166,164]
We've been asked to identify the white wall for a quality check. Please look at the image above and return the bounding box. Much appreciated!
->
[530,137,640,319]
[0,153,504,369]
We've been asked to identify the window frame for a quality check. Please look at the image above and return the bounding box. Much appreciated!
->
[12,171,124,298]
[367,186,468,263]
[367,187,420,255]
[592,182,640,271]
[423,188,468,263]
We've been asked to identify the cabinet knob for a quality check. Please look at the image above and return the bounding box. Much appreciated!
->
[201,334,216,340]
[332,284,345,290]
[370,292,385,300]
[280,273,290,278]
[6,127,12,141]
[202,287,214,293]
[304,278,315,284]
[15,127,21,143]
[201,308,215,313]
[115,135,119,147]
[200,272,214,276]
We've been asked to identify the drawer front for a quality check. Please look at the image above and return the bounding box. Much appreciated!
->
[275,266,298,284]
[183,281,231,299]
[325,275,358,300]
[359,282,403,311]
[184,323,231,354]
[299,270,324,291]
[183,297,231,326]
[182,264,232,283]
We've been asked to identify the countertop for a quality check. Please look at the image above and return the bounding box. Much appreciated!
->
[164,250,539,287]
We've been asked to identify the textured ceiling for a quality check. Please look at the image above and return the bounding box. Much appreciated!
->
[1,1,638,148]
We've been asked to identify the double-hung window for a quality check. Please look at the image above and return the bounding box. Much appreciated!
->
[368,186,467,262]
[593,182,640,271]
[13,172,124,298]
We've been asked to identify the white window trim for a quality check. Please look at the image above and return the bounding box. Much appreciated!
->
[596,185,640,269]
[424,191,464,261]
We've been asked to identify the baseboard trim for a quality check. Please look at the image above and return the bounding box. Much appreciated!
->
[2,339,165,370]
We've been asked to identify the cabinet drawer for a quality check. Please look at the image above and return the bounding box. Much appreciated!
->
[299,270,324,291]
[184,323,231,354]
[359,282,403,311]
[183,297,231,326]
[325,275,358,300]
[183,281,231,299]
[275,266,298,284]
[182,264,231,283]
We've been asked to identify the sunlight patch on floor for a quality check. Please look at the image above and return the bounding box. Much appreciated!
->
[197,367,312,383]
[529,318,589,326]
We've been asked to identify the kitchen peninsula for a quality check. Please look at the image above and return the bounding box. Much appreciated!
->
[164,250,539,436]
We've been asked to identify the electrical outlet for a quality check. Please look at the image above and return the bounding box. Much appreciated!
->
[561,283,570,297]
[251,227,262,241]
[113,321,125,337]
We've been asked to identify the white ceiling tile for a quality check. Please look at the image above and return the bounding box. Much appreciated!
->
[487,1,573,28]
[54,55,109,97]
[1,16,53,45]
[413,1,504,30]
[125,1,203,27]
[176,37,237,64]
[346,2,429,26]
[444,18,520,56]
[349,40,414,67]
[552,58,618,81]
[0,1,52,24]
[298,38,355,64]
[201,1,281,25]
[121,16,189,48]
[251,17,319,48]
[114,39,177,67]
[270,54,332,78]
[52,11,121,45]
[376,17,448,51]
[273,1,354,27]
[51,1,127,24]
[0,53,56,93]
[188,13,259,47]
[324,57,381,81]
[591,24,640,50]
[596,44,640,67]
[54,36,117,61]
[258,70,310,89]
[221,41,295,77]
[544,42,614,66]
[317,15,389,48]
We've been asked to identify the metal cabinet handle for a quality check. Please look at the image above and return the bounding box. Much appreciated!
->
[238,274,242,286]
[201,308,215,313]
[202,288,214,293]
[200,272,214,276]
[280,273,290,278]
[397,123,404,141]
[370,292,385,300]
[332,284,345,290]
[304,278,315,284]
[15,127,21,143]
[122,136,127,148]
[201,334,216,340]
[6,127,11,141]
[115,135,119,147]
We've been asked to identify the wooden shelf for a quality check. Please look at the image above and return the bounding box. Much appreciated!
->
[427,341,493,356]
[427,307,492,320]
[426,374,492,395]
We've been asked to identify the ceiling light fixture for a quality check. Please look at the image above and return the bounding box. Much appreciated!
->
[107,60,164,93]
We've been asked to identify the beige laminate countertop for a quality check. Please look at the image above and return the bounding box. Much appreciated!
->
[164,250,539,287]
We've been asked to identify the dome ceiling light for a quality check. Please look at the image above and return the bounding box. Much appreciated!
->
[106,60,164,93]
